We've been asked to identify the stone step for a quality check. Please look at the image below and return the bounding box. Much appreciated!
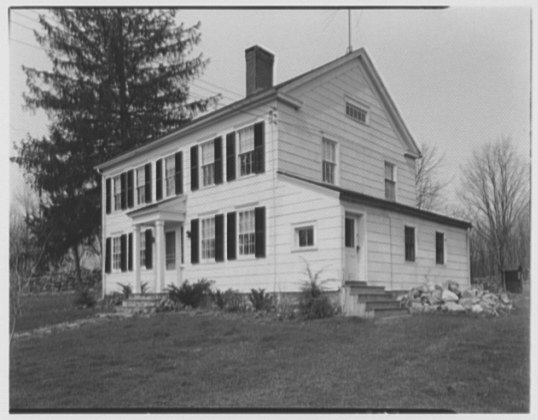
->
[366,300,403,311]
[122,300,162,308]
[129,293,167,301]
[386,290,408,299]
[373,307,409,318]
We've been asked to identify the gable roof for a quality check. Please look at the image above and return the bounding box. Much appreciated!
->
[96,48,421,172]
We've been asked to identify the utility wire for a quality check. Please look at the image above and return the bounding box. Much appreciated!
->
[11,19,38,33]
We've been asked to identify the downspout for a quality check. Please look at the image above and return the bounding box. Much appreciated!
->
[389,214,393,290]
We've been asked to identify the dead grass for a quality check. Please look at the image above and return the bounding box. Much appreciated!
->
[10,292,529,412]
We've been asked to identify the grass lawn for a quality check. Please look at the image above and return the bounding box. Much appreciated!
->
[10,292,529,412]
[13,292,103,333]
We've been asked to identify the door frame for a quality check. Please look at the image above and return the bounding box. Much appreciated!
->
[344,211,367,282]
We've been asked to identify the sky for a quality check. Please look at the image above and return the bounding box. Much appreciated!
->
[8,6,531,211]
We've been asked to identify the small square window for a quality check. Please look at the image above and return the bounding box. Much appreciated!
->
[295,226,315,248]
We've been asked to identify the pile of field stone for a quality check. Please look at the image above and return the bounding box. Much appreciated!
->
[397,280,513,316]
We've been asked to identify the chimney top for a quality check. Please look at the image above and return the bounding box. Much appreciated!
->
[245,45,274,96]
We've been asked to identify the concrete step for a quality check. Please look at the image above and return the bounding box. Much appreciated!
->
[129,293,167,301]
[366,300,403,311]
[373,307,409,318]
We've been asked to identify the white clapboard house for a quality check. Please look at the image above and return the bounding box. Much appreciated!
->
[96,45,471,303]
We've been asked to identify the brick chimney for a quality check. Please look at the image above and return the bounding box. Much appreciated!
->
[245,45,274,96]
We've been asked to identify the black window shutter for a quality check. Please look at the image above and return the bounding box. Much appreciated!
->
[191,218,199,264]
[190,145,199,191]
[127,170,134,208]
[215,214,224,262]
[128,233,133,271]
[227,212,236,260]
[175,151,183,195]
[144,163,152,203]
[254,122,265,174]
[226,132,236,182]
[156,159,163,200]
[120,172,127,210]
[105,178,111,214]
[214,137,223,185]
[105,237,111,273]
[120,234,127,272]
[255,206,266,258]
[145,229,153,269]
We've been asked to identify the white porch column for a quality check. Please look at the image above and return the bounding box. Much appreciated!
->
[176,227,182,287]
[133,225,141,293]
[155,220,165,292]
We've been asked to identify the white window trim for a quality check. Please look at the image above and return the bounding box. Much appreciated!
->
[237,208,256,259]
[135,164,147,207]
[237,124,256,179]
[322,138,338,186]
[113,175,122,212]
[291,222,317,252]
[199,139,216,189]
[112,236,122,272]
[200,216,216,262]
[435,231,447,266]
[384,161,397,201]
[404,224,417,263]
[163,154,176,198]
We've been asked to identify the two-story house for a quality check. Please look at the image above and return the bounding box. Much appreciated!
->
[96,45,471,300]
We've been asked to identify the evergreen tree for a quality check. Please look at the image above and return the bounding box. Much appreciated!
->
[13,8,218,284]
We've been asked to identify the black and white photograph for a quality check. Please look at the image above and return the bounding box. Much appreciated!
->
[8,4,533,413]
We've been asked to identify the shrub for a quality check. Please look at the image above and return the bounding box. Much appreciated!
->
[275,296,298,321]
[156,296,181,312]
[297,263,336,319]
[212,289,226,310]
[73,288,97,309]
[100,292,124,308]
[248,288,274,312]
[167,279,213,308]
[118,283,133,299]
[212,289,248,312]
[140,282,149,294]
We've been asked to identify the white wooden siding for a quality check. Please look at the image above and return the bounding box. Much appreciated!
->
[278,58,417,206]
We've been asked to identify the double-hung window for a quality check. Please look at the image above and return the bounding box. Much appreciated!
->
[238,125,255,176]
[136,166,146,205]
[322,138,337,185]
[436,232,445,265]
[165,231,176,270]
[238,209,256,256]
[112,237,121,270]
[201,140,215,187]
[201,217,215,260]
[140,230,146,267]
[385,162,396,201]
[113,176,122,211]
[405,226,415,262]
[164,155,176,197]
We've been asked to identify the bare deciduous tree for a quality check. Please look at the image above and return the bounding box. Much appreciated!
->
[460,137,529,287]
[415,143,448,211]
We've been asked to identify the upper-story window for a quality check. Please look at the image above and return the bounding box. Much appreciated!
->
[201,140,215,187]
[136,166,146,205]
[346,102,368,124]
[322,138,337,185]
[384,162,396,201]
[238,125,255,176]
[113,175,122,211]
[164,155,176,197]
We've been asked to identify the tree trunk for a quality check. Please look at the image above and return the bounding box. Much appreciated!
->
[73,245,83,287]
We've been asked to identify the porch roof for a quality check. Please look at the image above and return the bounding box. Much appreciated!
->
[126,195,186,225]
[277,171,472,229]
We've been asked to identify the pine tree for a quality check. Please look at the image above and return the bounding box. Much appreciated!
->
[13,8,218,284]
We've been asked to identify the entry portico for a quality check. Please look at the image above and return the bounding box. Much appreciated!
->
[127,196,186,293]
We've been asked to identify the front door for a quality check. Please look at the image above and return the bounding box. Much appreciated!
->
[344,216,361,281]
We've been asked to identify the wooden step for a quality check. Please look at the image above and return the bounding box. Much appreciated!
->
[357,293,395,302]
[349,286,386,296]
